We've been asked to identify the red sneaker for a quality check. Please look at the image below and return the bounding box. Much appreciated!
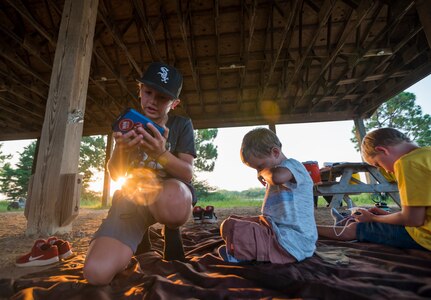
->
[203,206,217,223]
[15,239,59,267]
[193,206,204,223]
[47,237,73,259]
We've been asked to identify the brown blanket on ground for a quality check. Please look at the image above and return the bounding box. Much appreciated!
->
[1,225,430,299]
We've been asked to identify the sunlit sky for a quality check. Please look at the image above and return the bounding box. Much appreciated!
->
[1,75,430,195]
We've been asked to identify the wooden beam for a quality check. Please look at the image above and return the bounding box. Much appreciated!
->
[176,0,203,110]
[353,118,366,144]
[132,0,162,62]
[289,0,335,94]
[97,4,142,75]
[416,0,431,49]
[260,0,299,101]
[309,1,413,112]
[298,0,377,110]
[101,133,113,208]
[5,0,57,46]
[214,0,222,110]
[328,25,423,112]
[26,0,99,236]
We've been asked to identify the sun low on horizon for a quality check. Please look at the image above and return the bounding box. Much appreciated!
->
[88,173,126,196]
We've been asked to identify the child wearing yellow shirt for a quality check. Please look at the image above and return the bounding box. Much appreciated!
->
[318,127,431,251]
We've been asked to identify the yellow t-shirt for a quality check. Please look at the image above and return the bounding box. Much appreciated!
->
[379,167,397,183]
[394,147,431,250]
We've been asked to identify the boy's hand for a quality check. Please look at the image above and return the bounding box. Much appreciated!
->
[258,166,293,186]
[368,206,390,215]
[113,130,141,152]
[257,175,267,186]
[258,168,273,185]
[136,123,169,158]
[352,208,374,222]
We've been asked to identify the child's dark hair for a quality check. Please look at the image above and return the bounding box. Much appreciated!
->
[361,127,411,159]
[240,128,282,163]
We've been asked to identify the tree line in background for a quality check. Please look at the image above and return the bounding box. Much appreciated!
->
[350,92,431,150]
[0,129,219,201]
[1,92,430,202]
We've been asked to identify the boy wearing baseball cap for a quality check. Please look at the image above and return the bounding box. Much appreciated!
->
[84,62,197,285]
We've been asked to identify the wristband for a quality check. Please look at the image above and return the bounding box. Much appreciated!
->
[156,150,168,161]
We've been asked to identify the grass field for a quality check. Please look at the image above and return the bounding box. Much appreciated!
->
[0,191,392,213]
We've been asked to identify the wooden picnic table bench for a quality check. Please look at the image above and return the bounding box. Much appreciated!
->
[314,162,400,209]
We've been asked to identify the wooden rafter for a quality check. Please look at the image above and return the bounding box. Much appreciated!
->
[1,0,430,139]
[296,0,377,110]
[97,5,142,75]
[260,0,300,101]
[176,0,202,110]
[5,0,57,46]
[328,24,424,111]
[133,0,162,62]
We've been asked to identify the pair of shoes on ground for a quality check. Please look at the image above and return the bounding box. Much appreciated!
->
[193,205,217,223]
[15,236,73,267]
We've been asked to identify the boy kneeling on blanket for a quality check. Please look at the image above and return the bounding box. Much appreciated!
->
[218,128,317,263]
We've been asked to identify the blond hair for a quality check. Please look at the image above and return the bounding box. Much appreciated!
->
[361,127,411,160]
[240,128,282,164]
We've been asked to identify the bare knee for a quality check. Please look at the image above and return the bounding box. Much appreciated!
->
[83,259,114,286]
[83,238,133,286]
[151,180,192,226]
[220,218,234,240]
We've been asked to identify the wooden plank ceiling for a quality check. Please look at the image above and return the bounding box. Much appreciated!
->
[0,0,430,141]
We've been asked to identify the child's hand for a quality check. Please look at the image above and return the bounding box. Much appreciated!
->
[352,208,374,222]
[258,169,273,185]
[113,130,140,152]
[258,166,292,186]
[136,124,169,159]
[368,206,391,215]
[257,175,267,186]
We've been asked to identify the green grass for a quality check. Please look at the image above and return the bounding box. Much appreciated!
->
[80,191,106,209]
[0,192,106,212]
[316,193,393,207]
[197,198,262,208]
[199,193,384,209]
[0,201,11,212]
[0,200,25,212]
[196,191,262,208]
[0,191,392,213]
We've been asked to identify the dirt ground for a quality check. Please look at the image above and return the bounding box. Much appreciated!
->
[0,206,335,280]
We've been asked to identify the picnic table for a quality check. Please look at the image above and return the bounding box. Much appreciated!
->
[314,162,401,209]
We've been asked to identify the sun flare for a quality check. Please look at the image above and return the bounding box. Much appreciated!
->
[110,176,126,194]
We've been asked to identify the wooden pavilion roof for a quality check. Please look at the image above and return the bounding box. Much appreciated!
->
[1,0,431,141]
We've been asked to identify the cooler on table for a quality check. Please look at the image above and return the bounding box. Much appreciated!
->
[302,161,322,184]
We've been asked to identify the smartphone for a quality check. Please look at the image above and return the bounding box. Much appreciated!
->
[112,108,165,136]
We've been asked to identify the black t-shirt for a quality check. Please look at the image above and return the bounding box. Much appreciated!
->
[128,115,196,179]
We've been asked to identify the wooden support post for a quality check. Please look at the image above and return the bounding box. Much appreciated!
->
[26,0,98,236]
[353,118,366,144]
[353,118,375,184]
[269,123,276,133]
[101,133,114,208]
[59,173,83,226]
